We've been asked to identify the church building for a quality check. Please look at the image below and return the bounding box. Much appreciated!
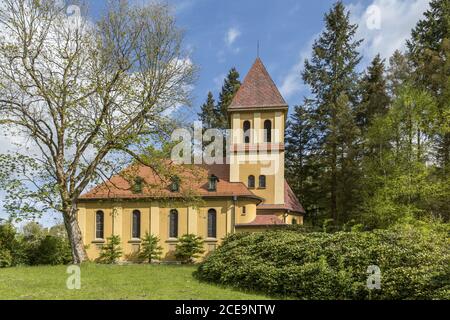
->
[77,58,304,261]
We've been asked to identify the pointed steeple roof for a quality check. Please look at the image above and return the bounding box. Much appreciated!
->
[229,58,288,111]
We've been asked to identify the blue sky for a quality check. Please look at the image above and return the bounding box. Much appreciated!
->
[85,0,430,122]
[0,0,431,225]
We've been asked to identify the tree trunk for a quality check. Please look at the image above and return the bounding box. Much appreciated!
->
[331,144,338,224]
[63,206,88,264]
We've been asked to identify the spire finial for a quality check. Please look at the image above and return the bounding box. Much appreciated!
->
[257,40,260,58]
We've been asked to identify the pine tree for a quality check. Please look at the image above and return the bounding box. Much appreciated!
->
[357,54,390,131]
[334,93,362,222]
[139,233,163,263]
[96,235,122,264]
[216,68,241,130]
[386,50,411,97]
[286,103,324,224]
[407,0,450,169]
[198,92,216,129]
[174,234,204,264]
[301,1,362,224]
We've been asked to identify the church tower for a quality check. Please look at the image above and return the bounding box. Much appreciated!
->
[228,58,288,206]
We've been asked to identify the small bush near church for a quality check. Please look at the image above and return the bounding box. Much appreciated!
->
[96,235,122,264]
[175,234,205,264]
[139,233,163,263]
[196,222,450,300]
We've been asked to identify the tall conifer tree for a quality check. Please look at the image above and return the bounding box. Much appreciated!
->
[301,1,362,223]
[407,0,450,169]
[357,54,390,131]
[386,50,411,97]
[216,68,241,130]
[286,103,323,221]
[198,92,216,129]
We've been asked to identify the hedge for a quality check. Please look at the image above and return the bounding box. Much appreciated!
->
[196,223,450,300]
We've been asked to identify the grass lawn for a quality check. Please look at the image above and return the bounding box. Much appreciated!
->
[0,264,269,300]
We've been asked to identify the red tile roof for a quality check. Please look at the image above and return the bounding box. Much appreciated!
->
[284,181,305,213]
[257,181,305,214]
[229,58,288,110]
[79,164,304,215]
[79,163,261,201]
[236,214,286,227]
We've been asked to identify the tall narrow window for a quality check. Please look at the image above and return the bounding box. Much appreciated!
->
[169,209,178,238]
[259,175,266,189]
[243,121,251,144]
[248,175,255,188]
[264,120,272,143]
[132,210,141,238]
[96,211,104,239]
[207,209,217,238]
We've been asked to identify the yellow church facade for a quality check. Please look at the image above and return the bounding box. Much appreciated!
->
[77,58,305,261]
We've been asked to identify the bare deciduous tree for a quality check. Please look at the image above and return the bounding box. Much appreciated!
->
[0,0,196,263]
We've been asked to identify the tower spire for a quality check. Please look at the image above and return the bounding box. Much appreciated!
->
[229,58,287,109]
[257,40,260,58]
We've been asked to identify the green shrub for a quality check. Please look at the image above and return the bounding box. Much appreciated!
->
[196,223,450,300]
[0,222,72,267]
[0,248,12,268]
[175,234,205,264]
[21,223,72,266]
[0,223,27,266]
[139,233,163,263]
[32,235,72,265]
[96,235,122,264]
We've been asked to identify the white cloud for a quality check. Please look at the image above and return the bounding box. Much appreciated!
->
[226,27,241,46]
[213,73,226,91]
[349,0,429,65]
[279,37,316,99]
[280,0,429,100]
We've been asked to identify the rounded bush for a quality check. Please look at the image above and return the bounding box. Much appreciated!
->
[196,224,450,300]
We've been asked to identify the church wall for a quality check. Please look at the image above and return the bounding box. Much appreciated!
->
[77,198,259,262]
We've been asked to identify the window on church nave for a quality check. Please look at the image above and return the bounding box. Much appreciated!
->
[132,210,141,238]
[95,211,104,239]
[243,121,251,144]
[169,209,178,238]
[207,209,217,238]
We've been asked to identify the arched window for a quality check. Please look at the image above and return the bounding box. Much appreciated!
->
[243,121,251,144]
[132,210,141,238]
[259,175,266,188]
[264,120,272,143]
[242,206,247,215]
[207,209,217,238]
[248,175,255,188]
[96,211,104,239]
[169,209,178,238]
[292,218,298,225]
